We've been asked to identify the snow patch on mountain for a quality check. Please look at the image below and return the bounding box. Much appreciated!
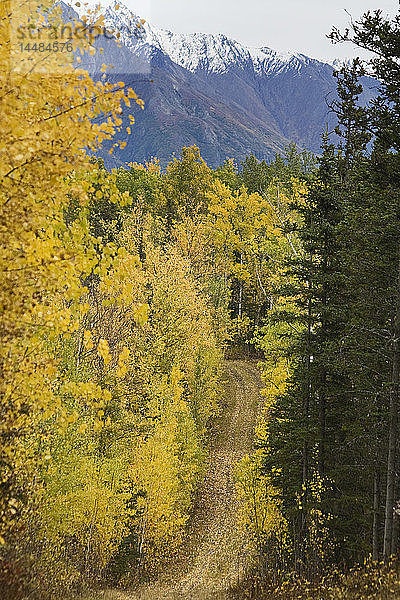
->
[99,1,313,76]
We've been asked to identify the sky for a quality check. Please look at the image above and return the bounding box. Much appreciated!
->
[104,0,399,62]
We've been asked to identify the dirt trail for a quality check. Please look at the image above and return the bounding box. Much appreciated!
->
[103,360,263,600]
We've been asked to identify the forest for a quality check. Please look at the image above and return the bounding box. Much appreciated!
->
[1,2,400,599]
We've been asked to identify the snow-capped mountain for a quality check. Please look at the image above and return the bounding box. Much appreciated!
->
[102,2,316,77]
[67,2,377,168]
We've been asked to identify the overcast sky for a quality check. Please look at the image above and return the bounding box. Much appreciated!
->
[109,0,399,62]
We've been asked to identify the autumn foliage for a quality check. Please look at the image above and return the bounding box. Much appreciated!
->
[3,1,400,598]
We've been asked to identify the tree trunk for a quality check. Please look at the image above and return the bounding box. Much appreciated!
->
[238,253,244,319]
[319,247,328,477]
[383,253,400,560]
[300,280,313,573]
[318,372,326,476]
[391,468,400,556]
[373,468,380,560]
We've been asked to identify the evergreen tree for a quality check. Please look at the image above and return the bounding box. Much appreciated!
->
[331,4,400,561]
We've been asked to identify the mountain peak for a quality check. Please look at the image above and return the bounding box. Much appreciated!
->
[100,2,304,75]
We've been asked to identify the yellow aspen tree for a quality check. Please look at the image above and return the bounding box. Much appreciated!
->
[0,0,142,551]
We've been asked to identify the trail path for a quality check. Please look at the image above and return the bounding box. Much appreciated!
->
[103,360,263,600]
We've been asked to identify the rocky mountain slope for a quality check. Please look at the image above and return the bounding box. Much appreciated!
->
[66,2,377,168]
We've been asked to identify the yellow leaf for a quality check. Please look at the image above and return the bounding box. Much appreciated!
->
[83,330,94,350]
[97,338,111,365]
[133,303,149,326]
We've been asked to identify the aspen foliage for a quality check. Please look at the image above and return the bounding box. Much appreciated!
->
[235,451,288,560]
[0,0,142,551]
[0,1,157,595]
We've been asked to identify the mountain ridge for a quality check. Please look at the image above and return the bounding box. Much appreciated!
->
[102,2,310,77]
[64,2,377,168]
